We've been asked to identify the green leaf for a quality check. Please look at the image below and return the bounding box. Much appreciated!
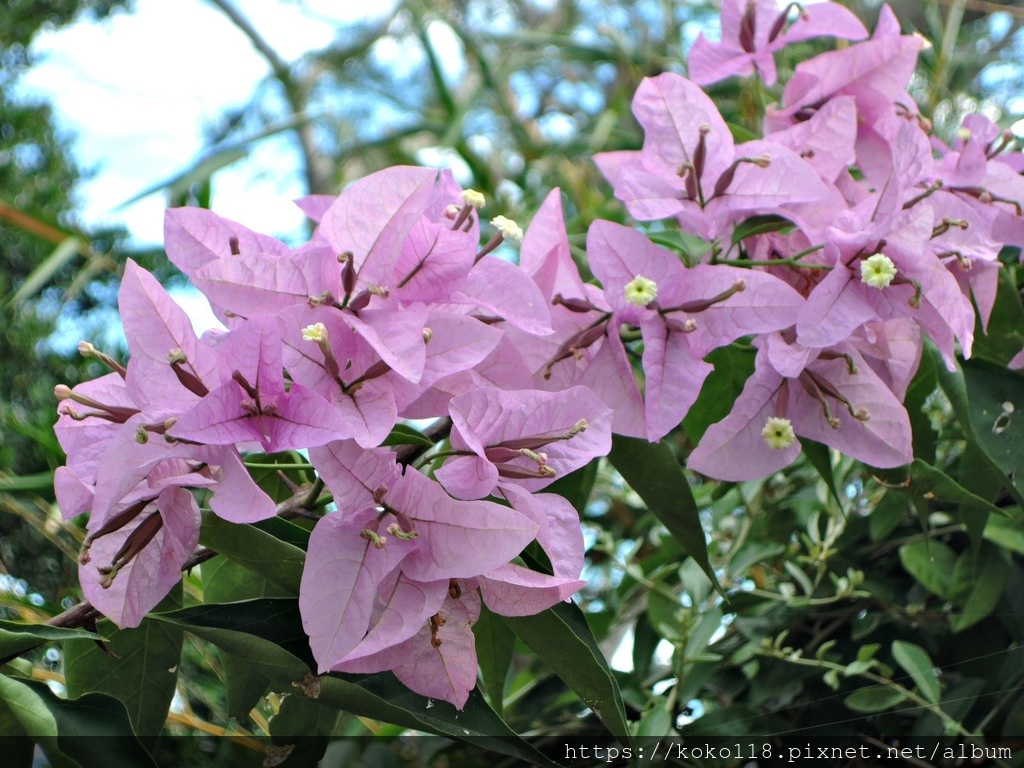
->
[153,601,559,767]
[646,590,685,642]
[0,673,56,736]
[970,267,1024,366]
[608,436,718,591]
[983,510,1024,555]
[730,214,792,244]
[0,621,100,662]
[869,492,906,541]
[199,513,305,593]
[844,686,907,713]
[201,558,289,720]
[726,541,785,579]
[502,601,633,746]
[0,674,156,768]
[930,341,1024,509]
[899,540,957,599]
[963,359,1024,500]
[950,544,1011,632]
[0,471,55,493]
[891,640,941,705]
[683,345,756,445]
[635,706,674,737]
[802,440,842,507]
[269,692,337,766]
[156,598,314,672]
[645,230,712,266]
[8,237,81,306]
[904,348,939,464]
[474,604,515,716]
[873,459,1006,544]
[319,676,561,768]
[381,423,434,447]
[64,586,183,739]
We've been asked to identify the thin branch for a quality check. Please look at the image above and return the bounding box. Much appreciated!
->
[204,0,332,194]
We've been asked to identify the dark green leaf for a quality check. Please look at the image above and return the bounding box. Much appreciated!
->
[201,559,289,720]
[971,267,1024,366]
[683,344,756,445]
[950,544,1011,632]
[64,586,183,739]
[199,513,305,593]
[802,440,842,507]
[892,640,941,705]
[608,436,718,591]
[899,540,957,599]
[269,692,337,766]
[381,423,434,447]
[153,601,559,767]
[502,600,633,746]
[873,459,1006,542]
[963,359,1024,500]
[844,686,907,713]
[474,604,515,716]
[0,622,100,662]
[0,471,55,493]
[730,214,792,244]
[645,230,712,266]
[0,675,156,768]
[904,351,938,464]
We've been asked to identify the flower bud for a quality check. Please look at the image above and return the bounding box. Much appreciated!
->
[490,215,524,242]
[461,189,486,208]
[301,323,329,343]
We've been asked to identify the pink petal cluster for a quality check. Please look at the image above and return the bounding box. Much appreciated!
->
[53,2,1024,709]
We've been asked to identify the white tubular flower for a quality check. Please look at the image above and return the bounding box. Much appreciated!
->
[301,322,328,343]
[490,215,524,242]
[860,253,897,289]
[762,416,796,449]
[624,274,658,307]
[461,189,486,208]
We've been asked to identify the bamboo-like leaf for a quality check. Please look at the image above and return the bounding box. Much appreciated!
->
[8,237,81,306]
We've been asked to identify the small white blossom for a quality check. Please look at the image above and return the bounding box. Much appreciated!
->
[460,189,486,208]
[624,274,658,307]
[490,215,523,242]
[301,322,328,343]
[762,416,795,449]
[860,253,897,289]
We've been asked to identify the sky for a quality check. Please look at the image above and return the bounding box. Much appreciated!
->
[18,0,398,248]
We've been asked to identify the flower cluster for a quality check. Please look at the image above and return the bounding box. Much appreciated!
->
[53,1,1024,708]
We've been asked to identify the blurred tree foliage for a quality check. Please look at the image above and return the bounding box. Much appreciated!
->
[0,0,129,601]
[4,0,1024,757]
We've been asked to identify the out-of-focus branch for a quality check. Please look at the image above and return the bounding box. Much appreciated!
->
[204,0,334,194]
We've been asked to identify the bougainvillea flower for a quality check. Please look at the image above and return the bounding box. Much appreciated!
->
[300,467,538,673]
[688,334,912,481]
[335,585,482,709]
[119,260,227,411]
[435,386,612,500]
[587,221,804,441]
[79,486,201,629]
[169,316,350,452]
[689,0,867,87]
[594,73,830,241]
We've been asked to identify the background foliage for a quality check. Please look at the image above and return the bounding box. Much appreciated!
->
[3,1,1024,765]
